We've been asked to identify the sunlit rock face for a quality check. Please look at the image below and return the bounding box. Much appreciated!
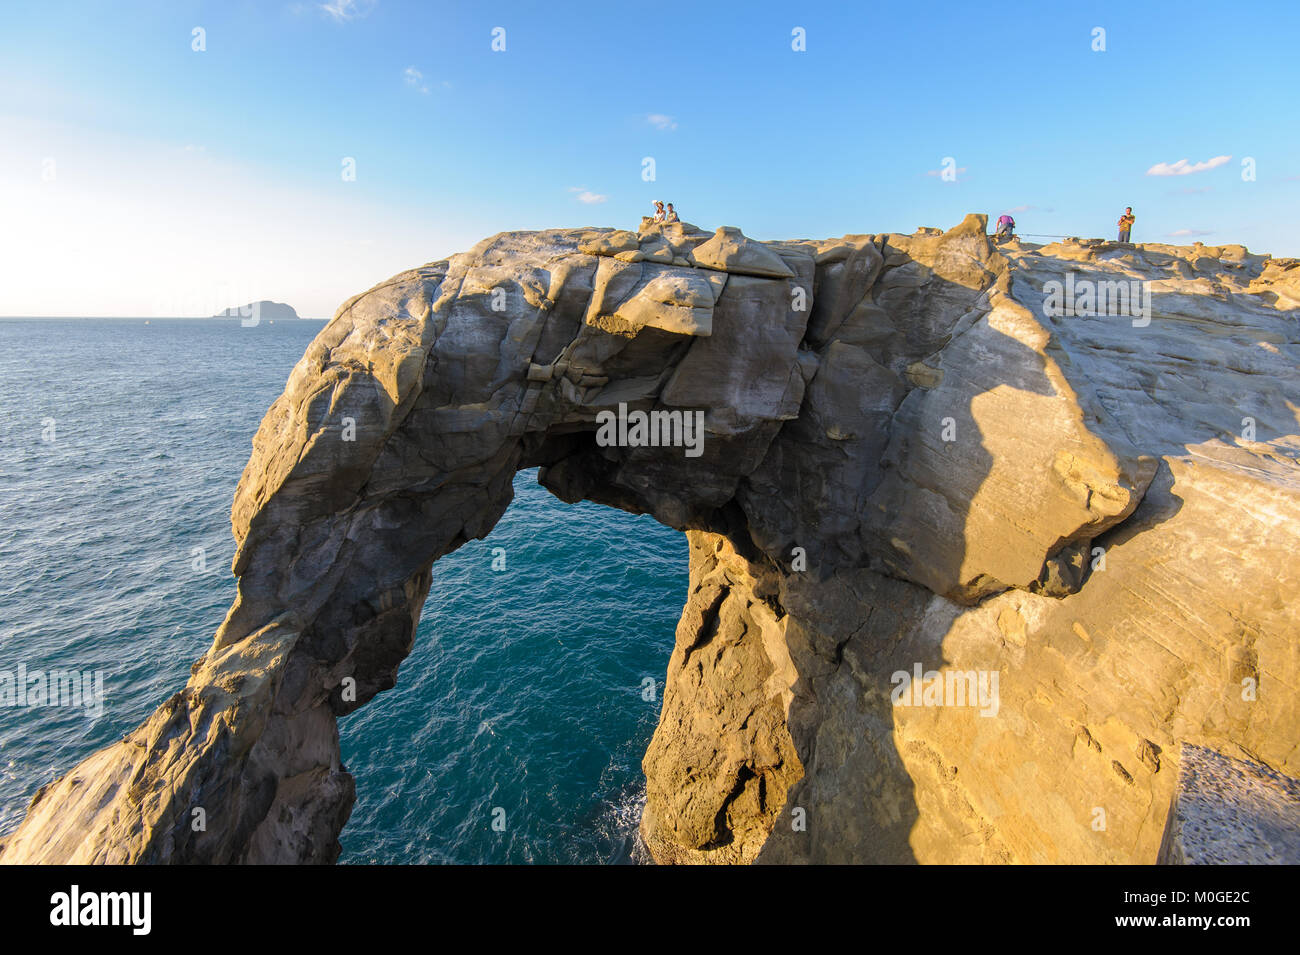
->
[2,216,1296,865]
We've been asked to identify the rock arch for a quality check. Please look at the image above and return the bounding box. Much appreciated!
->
[3,217,1297,864]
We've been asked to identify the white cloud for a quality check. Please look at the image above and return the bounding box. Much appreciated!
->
[568,186,608,204]
[646,114,678,131]
[403,67,429,94]
[1167,228,1213,237]
[924,166,967,179]
[321,0,377,23]
[1146,155,1231,176]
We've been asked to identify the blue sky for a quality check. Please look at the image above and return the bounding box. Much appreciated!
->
[2,0,1297,317]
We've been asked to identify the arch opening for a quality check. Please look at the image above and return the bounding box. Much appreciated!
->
[335,468,686,864]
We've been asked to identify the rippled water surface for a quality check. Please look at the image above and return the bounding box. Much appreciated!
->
[0,318,686,863]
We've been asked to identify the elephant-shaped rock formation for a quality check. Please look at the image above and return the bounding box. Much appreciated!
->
[3,216,1297,864]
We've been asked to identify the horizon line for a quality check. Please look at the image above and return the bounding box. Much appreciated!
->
[0,319,330,327]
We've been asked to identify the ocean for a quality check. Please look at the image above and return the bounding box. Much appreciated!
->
[0,318,687,864]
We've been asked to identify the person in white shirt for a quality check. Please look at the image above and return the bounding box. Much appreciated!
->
[652,200,666,222]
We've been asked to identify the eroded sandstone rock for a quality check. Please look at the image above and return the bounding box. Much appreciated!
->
[2,216,1296,865]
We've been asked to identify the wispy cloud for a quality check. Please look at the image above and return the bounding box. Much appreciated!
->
[568,186,608,205]
[646,114,678,131]
[321,0,377,23]
[924,165,967,180]
[403,67,429,94]
[1167,228,1213,237]
[1146,155,1231,177]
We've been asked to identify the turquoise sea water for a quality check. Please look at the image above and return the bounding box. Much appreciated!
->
[0,318,686,863]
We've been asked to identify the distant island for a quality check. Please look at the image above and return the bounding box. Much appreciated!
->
[213,300,303,320]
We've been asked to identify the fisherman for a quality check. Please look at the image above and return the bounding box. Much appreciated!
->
[652,200,666,223]
[1118,207,1135,243]
[663,203,679,223]
[994,213,1015,242]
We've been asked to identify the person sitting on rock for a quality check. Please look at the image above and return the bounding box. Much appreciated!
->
[1118,207,1135,243]
[652,200,666,223]
[995,214,1015,242]
[663,203,679,223]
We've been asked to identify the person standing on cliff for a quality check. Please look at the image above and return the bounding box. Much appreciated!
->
[652,200,666,223]
[663,203,679,223]
[1118,207,1136,243]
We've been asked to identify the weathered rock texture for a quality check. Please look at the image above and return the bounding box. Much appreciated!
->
[1,216,1297,864]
